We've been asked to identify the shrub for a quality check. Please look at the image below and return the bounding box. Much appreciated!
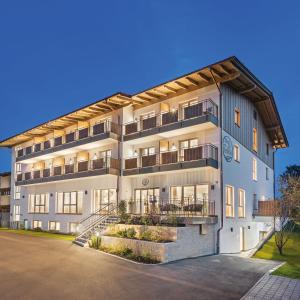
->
[89,235,101,249]
[33,227,43,232]
[140,230,152,241]
[116,228,136,239]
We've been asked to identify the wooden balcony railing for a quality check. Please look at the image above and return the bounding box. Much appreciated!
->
[124,99,218,136]
[16,157,120,184]
[16,121,121,159]
[124,144,218,170]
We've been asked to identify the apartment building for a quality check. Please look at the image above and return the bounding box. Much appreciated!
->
[0,57,288,253]
[0,172,11,227]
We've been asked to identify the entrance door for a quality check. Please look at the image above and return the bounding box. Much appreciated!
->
[135,188,159,214]
[93,189,117,213]
[240,227,245,251]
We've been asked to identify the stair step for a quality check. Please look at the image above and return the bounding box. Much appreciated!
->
[73,239,88,247]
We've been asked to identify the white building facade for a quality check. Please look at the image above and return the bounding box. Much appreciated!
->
[1,57,288,254]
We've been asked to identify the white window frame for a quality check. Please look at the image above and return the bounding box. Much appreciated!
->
[234,145,240,162]
[238,189,246,218]
[13,205,20,221]
[234,108,240,127]
[33,220,42,229]
[225,185,234,218]
[49,221,60,231]
[253,128,258,152]
[56,191,83,214]
[252,158,257,181]
[14,186,21,200]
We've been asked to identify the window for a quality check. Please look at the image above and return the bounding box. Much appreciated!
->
[49,221,60,231]
[56,191,83,214]
[225,185,234,217]
[266,167,269,180]
[234,108,240,127]
[252,128,258,152]
[141,147,155,156]
[33,220,42,229]
[69,222,79,233]
[238,189,246,218]
[13,205,20,221]
[252,158,257,181]
[93,189,117,212]
[15,186,21,200]
[28,194,49,213]
[253,193,258,210]
[234,145,240,162]
[266,143,269,156]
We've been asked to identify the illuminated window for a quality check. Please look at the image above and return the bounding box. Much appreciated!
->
[13,205,20,221]
[234,145,240,162]
[226,185,234,217]
[56,191,83,214]
[49,221,60,231]
[69,222,79,233]
[253,128,258,152]
[238,189,245,218]
[234,108,240,127]
[252,158,257,181]
[33,220,42,229]
[15,186,21,200]
[28,194,49,213]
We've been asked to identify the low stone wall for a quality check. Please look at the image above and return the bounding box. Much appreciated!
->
[102,224,216,263]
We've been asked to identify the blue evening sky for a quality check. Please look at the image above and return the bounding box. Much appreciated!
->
[0,1,299,179]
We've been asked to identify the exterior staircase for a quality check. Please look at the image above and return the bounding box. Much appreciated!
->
[73,203,119,247]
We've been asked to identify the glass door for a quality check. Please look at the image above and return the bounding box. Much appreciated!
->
[135,188,159,214]
[93,189,116,213]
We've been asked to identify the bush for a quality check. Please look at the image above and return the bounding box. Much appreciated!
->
[140,230,152,241]
[116,227,136,239]
[33,227,43,232]
[89,235,101,249]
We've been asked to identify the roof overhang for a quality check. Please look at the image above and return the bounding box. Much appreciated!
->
[0,56,288,149]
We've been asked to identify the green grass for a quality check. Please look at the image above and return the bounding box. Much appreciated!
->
[254,222,300,279]
[0,228,75,241]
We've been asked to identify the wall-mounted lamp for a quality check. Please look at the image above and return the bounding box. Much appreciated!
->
[171,144,177,151]
[171,108,176,113]
[134,150,138,157]
[93,153,98,160]
[85,190,88,195]
[69,158,73,165]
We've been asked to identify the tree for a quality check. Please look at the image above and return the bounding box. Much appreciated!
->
[274,170,300,255]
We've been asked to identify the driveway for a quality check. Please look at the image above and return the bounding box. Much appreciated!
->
[0,231,279,300]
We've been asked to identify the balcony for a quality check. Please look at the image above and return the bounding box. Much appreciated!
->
[127,198,216,217]
[15,157,120,186]
[124,99,218,143]
[123,144,218,176]
[16,121,121,162]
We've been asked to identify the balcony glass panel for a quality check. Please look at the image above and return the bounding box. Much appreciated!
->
[161,151,178,164]
[141,154,157,167]
[34,143,41,152]
[33,170,41,179]
[142,116,156,130]
[17,173,23,181]
[183,102,203,120]
[25,172,31,180]
[17,149,24,157]
[125,158,138,169]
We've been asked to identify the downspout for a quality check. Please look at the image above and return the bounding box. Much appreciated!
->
[273,148,277,200]
[209,69,223,254]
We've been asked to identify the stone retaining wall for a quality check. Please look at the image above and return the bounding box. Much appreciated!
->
[102,224,216,263]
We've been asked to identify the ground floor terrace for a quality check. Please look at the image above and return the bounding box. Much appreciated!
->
[0,230,280,300]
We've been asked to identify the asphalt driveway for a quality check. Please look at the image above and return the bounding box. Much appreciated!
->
[0,231,279,300]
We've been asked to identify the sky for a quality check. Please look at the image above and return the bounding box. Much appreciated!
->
[0,0,299,180]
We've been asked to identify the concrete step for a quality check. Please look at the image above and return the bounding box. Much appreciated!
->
[73,239,88,247]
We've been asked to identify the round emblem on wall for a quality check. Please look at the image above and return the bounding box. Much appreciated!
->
[223,136,233,162]
[142,178,149,186]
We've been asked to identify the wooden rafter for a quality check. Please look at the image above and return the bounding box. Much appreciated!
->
[239,85,257,94]
[174,81,189,89]
[145,91,161,100]
[186,76,199,86]
[197,72,211,82]
[163,85,178,93]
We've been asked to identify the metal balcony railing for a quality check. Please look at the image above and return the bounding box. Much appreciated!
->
[16,157,120,182]
[127,197,215,216]
[124,99,218,135]
[16,120,121,158]
[124,144,218,170]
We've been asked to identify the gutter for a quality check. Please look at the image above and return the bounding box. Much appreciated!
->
[210,69,223,254]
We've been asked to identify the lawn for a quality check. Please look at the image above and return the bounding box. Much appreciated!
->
[0,228,75,241]
[254,222,300,279]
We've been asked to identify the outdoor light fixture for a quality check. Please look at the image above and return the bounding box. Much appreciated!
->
[171,107,176,113]
[69,158,73,164]
[96,232,99,237]
[93,153,97,160]
[134,150,138,157]
[171,144,177,151]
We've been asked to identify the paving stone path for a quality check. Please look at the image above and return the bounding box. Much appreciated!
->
[242,273,300,300]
